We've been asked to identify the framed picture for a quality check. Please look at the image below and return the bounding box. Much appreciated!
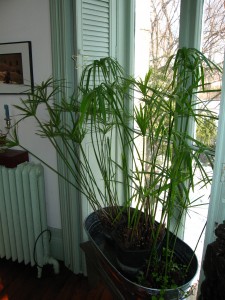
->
[0,41,34,94]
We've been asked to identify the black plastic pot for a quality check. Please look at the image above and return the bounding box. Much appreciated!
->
[114,229,165,278]
[115,243,151,274]
[84,210,198,300]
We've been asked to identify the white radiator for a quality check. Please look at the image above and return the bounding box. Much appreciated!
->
[0,162,59,277]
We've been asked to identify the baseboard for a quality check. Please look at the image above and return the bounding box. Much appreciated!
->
[48,227,64,261]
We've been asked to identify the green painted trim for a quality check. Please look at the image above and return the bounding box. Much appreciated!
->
[201,58,225,267]
[116,0,135,73]
[179,0,204,49]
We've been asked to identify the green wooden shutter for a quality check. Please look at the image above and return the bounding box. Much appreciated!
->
[75,0,135,77]
[75,0,116,78]
[81,0,111,59]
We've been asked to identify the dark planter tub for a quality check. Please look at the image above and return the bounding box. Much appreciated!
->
[84,211,198,300]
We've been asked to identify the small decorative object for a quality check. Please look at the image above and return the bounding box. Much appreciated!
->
[0,104,11,153]
[0,131,7,153]
[0,41,34,94]
[4,104,9,119]
[198,221,225,300]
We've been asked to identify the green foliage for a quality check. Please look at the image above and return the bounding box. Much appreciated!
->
[196,113,217,147]
[9,49,222,292]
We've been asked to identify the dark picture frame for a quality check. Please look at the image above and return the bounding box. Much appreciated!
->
[0,41,34,94]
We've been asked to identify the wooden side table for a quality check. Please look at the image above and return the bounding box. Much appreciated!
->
[0,149,29,168]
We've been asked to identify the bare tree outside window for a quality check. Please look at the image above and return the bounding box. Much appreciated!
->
[147,0,180,70]
[202,0,225,65]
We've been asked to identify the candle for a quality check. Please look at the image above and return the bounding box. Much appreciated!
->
[4,104,9,120]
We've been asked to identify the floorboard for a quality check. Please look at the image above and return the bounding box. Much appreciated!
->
[0,258,112,300]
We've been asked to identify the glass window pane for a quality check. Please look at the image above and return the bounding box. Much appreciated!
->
[184,0,224,274]
[134,0,181,220]
[135,0,180,79]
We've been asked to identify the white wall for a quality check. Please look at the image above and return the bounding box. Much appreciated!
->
[0,0,61,229]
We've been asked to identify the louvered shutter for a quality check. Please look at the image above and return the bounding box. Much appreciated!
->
[76,0,116,78]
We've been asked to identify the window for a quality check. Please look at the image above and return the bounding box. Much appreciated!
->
[134,0,224,282]
[184,0,224,272]
[135,0,180,78]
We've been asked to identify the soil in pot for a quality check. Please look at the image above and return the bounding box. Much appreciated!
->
[97,207,166,277]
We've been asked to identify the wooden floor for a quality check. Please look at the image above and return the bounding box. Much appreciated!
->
[0,258,113,300]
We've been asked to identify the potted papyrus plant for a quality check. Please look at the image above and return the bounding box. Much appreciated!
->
[9,48,222,299]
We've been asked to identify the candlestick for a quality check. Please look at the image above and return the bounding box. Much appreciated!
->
[5,118,11,130]
[4,104,10,120]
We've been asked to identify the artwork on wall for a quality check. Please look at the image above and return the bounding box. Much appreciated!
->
[0,41,34,94]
